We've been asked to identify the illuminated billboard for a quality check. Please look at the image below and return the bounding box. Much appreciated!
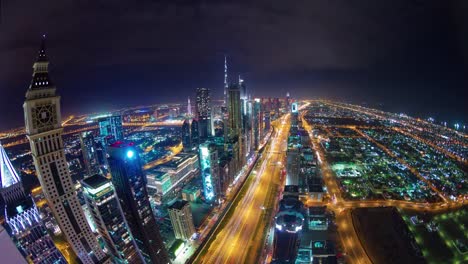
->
[199,144,215,201]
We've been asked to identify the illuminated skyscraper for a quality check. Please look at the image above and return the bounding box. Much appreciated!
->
[199,143,219,202]
[80,131,100,177]
[241,100,253,157]
[195,88,211,140]
[187,97,192,117]
[227,84,242,138]
[23,36,109,264]
[291,101,299,134]
[239,75,247,100]
[98,115,124,144]
[0,144,66,263]
[167,200,196,241]
[81,174,144,264]
[253,99,262,150]
[107,142,170,264]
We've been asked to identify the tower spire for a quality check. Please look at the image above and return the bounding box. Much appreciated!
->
[187,97,192,116]
[37,34,48,62]
[0,143,21,188]
[224,55,228,105]
[224,55,228,89]
[28,35,53,92]
[0,143,25,204]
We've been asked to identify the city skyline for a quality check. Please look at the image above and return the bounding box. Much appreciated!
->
[0,2,467,264]
[1,1,468,130]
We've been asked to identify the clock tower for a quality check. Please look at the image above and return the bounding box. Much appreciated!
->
[23,36,109,264]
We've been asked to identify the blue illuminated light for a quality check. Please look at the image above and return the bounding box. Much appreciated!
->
[126,150,135,158]
[16,205,24,214]
[199,145,215,201]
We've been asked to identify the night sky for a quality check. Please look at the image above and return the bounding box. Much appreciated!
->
[1,0,467,130]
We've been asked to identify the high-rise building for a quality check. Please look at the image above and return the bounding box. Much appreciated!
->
[264,111,271,131]
[253,98,262,150]
[242,99,253,157]
[191,119,199,147]
[195,88,211,140]
[286,134,301,186]
[239,75,247,100]
[81,174,144,264]
[80,131,100,177]
[167,200,196,241]
[224,55,228,105]
[291,101,299,134]
[23,36,109,264]
[227,84,242,138]
[0,144,66,263]
[199,143,219,202]
[98,115,124,144]
[187,97,192,117]
[181,119,192,151]
[227,83,244,166]
[107,141,170,264]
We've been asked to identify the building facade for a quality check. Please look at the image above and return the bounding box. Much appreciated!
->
[199,143,219,202]
[98,115,124,143]
[82,174,144,264]
[195,88,211,140]
[181,119,192,152]
[23,37,108,264]
[80,131,101,177]
[107,142,170,264]
[253,99,262,150]
[146,170,172,197]
[190,119,199,147]
[156,153,199,190]
[167,200,196,241]
[227,84,242,138]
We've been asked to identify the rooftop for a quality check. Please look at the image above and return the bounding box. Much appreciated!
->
[168,200,189,210]
[159,152,197,169]
[81,174,109,189]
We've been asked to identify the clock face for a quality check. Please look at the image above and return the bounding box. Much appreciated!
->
[32,104,57,129]
[40,111,50,123]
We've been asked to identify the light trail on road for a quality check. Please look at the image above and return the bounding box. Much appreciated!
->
[195,115,290,264]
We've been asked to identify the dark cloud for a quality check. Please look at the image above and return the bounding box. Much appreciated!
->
[0,0,467,129]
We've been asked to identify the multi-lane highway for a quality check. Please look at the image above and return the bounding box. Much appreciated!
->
[192,115,290,264]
